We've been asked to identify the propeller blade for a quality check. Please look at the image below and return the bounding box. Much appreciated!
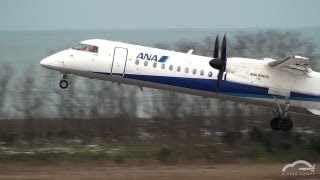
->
[209,34,227,93]
[213,35,219,58]
[221,34,227,63]
[216,70,224,92]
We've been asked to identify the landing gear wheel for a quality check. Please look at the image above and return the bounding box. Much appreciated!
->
[279,118,293,132]
[270,117,281,131]
[59,80,68,89]
[271,96,294,132]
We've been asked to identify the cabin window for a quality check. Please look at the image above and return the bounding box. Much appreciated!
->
[153,62,157,68]
[144,61,148,66]
[200,70,204,76]
[208,71,213,77]
[72,44,98,53]
[169,65,173,71]
[161,63,165,69]
[185,67,189,73]
[135,59,140,65]
[177,66,181,72]
[192,69,197,75]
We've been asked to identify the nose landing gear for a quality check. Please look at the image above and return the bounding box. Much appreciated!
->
[270,96,293,132]
[59,74,69,89]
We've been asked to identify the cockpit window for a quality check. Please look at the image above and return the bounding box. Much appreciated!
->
[72,44,87,50]
[85,45,98,53]
[72,43,98,53]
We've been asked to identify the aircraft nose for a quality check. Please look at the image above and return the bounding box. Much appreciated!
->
[40,50,69,70]
[40,52,62,69]
[40,57,51,68]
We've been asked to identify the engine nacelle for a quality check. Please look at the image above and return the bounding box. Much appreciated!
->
[225,73,252,86]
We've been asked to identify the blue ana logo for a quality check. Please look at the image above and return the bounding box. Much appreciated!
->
[136,53,169,63]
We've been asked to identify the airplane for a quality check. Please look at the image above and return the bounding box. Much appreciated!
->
[40,34,320,132]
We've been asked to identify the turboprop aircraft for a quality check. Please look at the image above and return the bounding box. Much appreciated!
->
[40,35,320,132]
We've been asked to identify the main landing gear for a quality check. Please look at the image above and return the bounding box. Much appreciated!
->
[270,96,293,132]
[59,73,69,89]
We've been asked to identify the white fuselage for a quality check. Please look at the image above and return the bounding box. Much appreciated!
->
[40,39,320,114]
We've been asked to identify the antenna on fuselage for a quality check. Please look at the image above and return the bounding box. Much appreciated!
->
[187,49,193,55]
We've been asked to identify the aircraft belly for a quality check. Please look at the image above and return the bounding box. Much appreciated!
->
[90,72,320,115]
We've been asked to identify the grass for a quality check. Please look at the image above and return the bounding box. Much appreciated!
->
[1,142,318,164]
[1,127,320,164]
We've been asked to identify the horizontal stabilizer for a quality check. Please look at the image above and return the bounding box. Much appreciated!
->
[307,109,320,116]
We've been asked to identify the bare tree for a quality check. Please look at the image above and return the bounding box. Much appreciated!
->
[175,40,201,54]
[229,31,318,65]
[12,67,45,119]
[0,64,13,117]
[153,42,172,50]
[54,76,78,119]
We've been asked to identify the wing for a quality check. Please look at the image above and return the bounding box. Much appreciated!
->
[267,56,312,76]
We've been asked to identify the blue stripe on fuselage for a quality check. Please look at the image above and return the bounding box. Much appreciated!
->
[93,72,320,102]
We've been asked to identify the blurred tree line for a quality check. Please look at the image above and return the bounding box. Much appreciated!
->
[0,30,319,146]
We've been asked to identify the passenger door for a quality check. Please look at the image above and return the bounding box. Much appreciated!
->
[111,47,128,76]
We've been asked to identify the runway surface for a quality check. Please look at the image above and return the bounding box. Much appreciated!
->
[0,161,318,179]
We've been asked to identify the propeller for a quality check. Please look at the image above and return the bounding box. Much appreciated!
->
[209,34,227,93]
[213,35,219,58]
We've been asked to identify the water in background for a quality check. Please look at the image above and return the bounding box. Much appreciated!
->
[1,28,320,71]
[1,28,320,76]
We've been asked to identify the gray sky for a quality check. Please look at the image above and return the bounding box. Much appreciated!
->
[1,0,320,30]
